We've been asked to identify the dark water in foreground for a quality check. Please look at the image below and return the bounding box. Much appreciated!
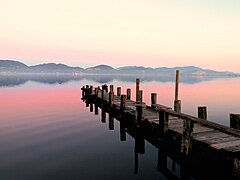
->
[0,76,240,179]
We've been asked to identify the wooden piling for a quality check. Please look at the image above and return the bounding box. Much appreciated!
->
[110,85,114,92]
[97,88,101,98]
[120,95,126,112]
[102,84,108,92]
[136,79,140,103]
[174,70,181,112]
[181,119,194,155]
[198,106,207,120]
[230,114,240,130]
[151,93,157,107]
[139,90,143,102]
[234,158,240,177]
[94,87,98,97]
[117,87,121,96]
[90,86,93,95]
[136,103,146,124]
[86,85,89,95]
[174,100,181,113]
[109,91,114,107]
[175,70,180,101]
[127,88,131,100]
[81,86,85,98]
[101,90,106,101]
[159,110,169,136]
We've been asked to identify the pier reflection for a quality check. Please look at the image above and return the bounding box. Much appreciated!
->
[85,99,238,180]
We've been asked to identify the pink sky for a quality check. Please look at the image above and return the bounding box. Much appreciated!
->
[0,0,240,72]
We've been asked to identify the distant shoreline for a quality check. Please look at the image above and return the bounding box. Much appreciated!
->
[0,59,239,76]
[0,72,239,77]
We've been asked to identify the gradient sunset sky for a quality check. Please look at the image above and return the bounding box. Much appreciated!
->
[0,0,240,71]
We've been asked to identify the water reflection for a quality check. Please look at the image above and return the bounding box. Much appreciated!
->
[85,101,238,180]
[1,77,240,179]
[2,75,240,127]
[1,82,164,179]
[0,74,238,87]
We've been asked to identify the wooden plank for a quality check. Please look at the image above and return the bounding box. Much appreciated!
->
[211,140,240,150]
[127,105,136,110]
[169,124,183,128]
[193,131,229,139]
[193,125,213,133]
[169,116,179,121]
[194,129,215,134]
[156,106,240,137]
[85,85,240,157]
[169,118,180,121]
[168,121,183,125]
[202,136,240,145]
[126,103,135,106]
[224,145,240,152]
[152,104,172,110]
[149,119,160,123]
[114,99,121,102]
[168,126,183,134]
[145,116,159,120]
[114,102,121,106]
[169,125,215,135]
[125,109,135,114]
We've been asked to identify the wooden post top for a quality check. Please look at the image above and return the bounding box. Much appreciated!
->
[175,70,180,101]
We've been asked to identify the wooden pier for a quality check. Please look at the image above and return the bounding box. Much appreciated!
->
[81,72,240,179]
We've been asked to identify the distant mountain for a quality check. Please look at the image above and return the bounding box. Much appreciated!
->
[86,64,114,71]
[0,59,237,76]
[30,63,84,73]
[0,60,29,72]
[117,66,153,73]
[0,60,84,73]
[116,65,235,76]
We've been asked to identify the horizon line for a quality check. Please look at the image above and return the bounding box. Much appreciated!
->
[0,58,230,72]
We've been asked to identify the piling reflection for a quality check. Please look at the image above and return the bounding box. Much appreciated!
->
[134,127,145,174]
[94,104,98,115]
[101,109,106,123]
[109,113,114,130]
[90,103,93,112]
[120,117,126,141]
[85,99,239,180]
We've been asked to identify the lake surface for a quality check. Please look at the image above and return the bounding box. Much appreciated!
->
[0,75,240,179]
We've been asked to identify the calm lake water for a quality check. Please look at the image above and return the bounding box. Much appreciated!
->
[0,75,240,179]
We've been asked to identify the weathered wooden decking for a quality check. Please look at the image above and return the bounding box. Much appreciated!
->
[82,83,240,178]
[85,88,240,154]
